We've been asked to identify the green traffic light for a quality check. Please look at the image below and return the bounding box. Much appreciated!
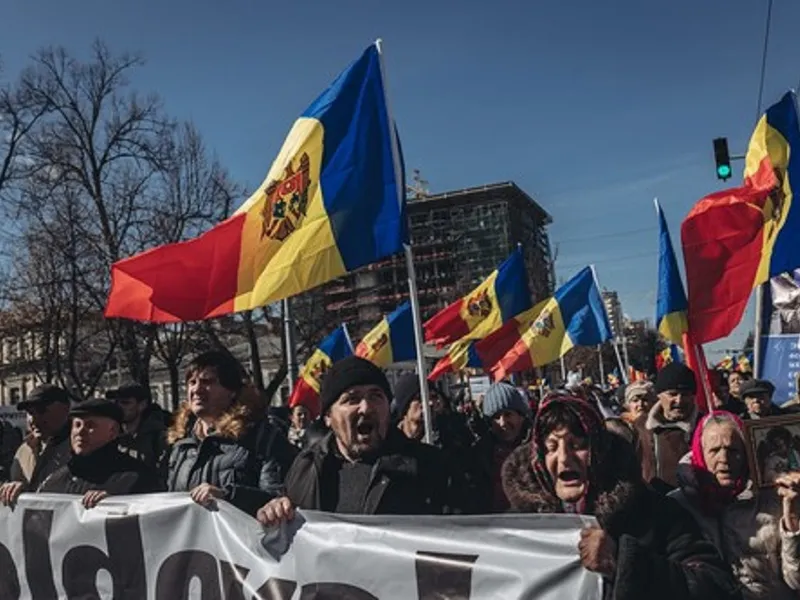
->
[717,164,731,178]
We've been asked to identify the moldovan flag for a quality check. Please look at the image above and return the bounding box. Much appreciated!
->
[655,345,682,370]
[423,247,531,347]
[428,340,482,381]
[476,267,612,381]
[289,325,353,419]
[356,301,415,367]
[105,44,406,322]
[682,91,800,343]
[655,200,688,344]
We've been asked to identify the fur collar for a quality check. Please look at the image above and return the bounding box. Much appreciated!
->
[502,435,647,537]
[645,401,697,433]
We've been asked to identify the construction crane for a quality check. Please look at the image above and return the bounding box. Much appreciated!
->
[406,169,429,200]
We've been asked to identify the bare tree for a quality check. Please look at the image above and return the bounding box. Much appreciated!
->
[14,42,175,387]
[0,56,51,201]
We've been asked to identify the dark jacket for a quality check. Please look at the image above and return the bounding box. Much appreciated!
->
[38,442,163,496]
[502,437,741,600]
[285,429,454,515]
[10,425,71,490]
[167,418,296,516]
[0,420,22,481]
[432,411,473,451]
[117,406,169,476]
[465,421,532,514]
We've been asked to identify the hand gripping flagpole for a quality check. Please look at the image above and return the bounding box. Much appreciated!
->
[376,39,435,445]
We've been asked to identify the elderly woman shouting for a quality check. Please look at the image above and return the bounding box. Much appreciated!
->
[501,392,739,600]
[669,411,800,599]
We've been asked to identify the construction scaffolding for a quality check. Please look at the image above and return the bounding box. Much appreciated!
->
[315,181,554,341]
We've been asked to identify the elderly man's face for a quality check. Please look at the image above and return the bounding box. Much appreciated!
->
[745,393,772,417]
[326,384,390,460]
[71,416,119,456]
[657,390,695,422]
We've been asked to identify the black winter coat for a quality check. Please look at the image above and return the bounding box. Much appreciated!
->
[502,438,742,600]
[11,426,71,490]
[167,419,297,516]
[285,429,455,515]
[117,406,169,480]
[38,442,163,496]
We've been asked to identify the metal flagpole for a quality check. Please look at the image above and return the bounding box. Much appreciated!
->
[376,39,435,444]
[560,355,567,382]
[597,344,605,386]
[283,298,298,394]
[753,0,774,378]
[621,334,631,372]
[613,341,629,384]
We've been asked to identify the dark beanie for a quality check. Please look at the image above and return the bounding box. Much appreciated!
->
[391,374,421,420]
[320,356,392,415]
[654,363,697,394]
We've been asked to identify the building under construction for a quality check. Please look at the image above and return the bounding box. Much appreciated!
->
[320,181,554,341]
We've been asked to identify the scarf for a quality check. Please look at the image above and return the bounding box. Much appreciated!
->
[689,410,747,516]
[530,394,608,514]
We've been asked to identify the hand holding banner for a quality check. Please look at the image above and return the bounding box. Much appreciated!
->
[0,493,601,599]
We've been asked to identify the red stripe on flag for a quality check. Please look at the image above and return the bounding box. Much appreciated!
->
[681,183,772,344]
[428,354,454,381]
[288,376,321,421]
[423,299,470,347]
[475,320,532,382]
[105,214,247,323]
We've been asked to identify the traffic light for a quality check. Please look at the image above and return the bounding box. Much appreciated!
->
[713,137,732,181]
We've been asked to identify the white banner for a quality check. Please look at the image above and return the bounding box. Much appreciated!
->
[0,493,601,599]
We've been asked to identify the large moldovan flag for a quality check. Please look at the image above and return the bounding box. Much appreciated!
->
[105,44,406,322]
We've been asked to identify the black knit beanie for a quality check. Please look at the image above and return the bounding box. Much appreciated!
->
[654,362,697,394]
[320,356,392,415]
[391,374,421,420]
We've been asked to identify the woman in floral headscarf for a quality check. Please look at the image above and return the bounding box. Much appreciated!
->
[669,411,800,599]
[501,392,739,600]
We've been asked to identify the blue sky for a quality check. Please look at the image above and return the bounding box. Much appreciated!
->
[3,0,797,358]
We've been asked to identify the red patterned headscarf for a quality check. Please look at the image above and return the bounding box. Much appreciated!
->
[689,410,747,515]
[531,393,609,512]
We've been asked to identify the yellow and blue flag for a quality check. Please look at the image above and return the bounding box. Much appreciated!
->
[655,200,688,344]
[424,247,532,347]
[476,267,613,381]
[106,43,406,322]
[356,301,416,367]
[289,325,354,419]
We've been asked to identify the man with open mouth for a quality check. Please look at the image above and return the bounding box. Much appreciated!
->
[257,356,457,525]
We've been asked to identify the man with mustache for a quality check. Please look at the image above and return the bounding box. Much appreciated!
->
[257,356,455,525]
[642,363,701,493]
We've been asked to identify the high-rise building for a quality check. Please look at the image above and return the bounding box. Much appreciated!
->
[311,182,554,340]
[602,290,623,339]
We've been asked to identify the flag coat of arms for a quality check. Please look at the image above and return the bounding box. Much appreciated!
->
[423,247,531,347]
[355,301,415,368]
[105,44,406,322]
[476,267,612,381]
[682,92,800,343]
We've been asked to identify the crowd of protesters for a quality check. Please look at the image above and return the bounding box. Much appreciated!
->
[1,347,800,599]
